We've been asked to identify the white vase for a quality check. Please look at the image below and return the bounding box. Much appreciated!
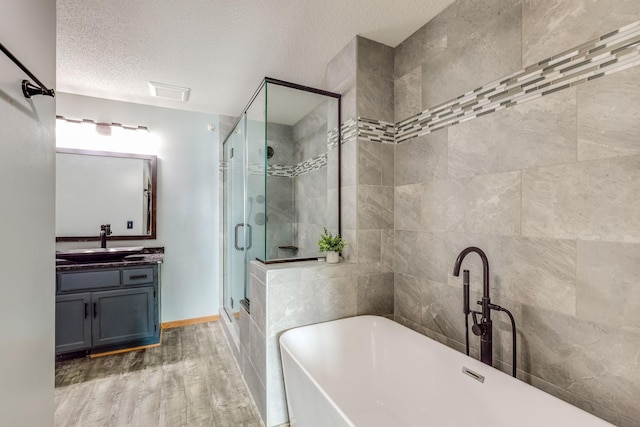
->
[326,251,339,264]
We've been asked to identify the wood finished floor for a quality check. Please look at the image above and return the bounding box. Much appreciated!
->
[55,322,263,427]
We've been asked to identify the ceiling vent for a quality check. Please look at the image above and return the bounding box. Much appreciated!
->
[148,81,190,102]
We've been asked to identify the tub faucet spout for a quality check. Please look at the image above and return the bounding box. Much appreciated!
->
[453,246,492,367]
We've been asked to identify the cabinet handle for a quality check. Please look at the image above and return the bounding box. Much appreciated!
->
[93,302,97,318]
[129,274,148,280]
[84,302,88,319]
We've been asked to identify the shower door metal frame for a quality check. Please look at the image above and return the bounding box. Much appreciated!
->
[222,77,342,321]
[260,77,342,263]
[222,116,248,325]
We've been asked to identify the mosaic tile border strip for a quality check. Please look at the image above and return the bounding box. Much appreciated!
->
[358,117,395,144]
[266,163,293,177]
[395,20,640,144]
[329,118,357,148]
[244,151,329,178]
[333,117,395,145]
[328,128,340,149]
[292,152,327,176]
[225,120,342,178]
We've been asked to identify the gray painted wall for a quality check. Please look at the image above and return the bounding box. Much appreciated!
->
[390,0,640,425]
[0,0,56,424]
[56,93,220,323]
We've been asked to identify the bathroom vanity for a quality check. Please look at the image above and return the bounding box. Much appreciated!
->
[55,250,163,357]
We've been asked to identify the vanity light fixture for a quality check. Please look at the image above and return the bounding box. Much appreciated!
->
[148,81,190,102]
[56,115,150,133]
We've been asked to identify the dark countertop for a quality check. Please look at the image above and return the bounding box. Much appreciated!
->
[56,248,164,271]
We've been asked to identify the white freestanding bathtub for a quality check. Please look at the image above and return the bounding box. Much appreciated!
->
[280,316,613,427]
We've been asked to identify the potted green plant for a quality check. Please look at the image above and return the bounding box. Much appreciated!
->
[318,228,346,264]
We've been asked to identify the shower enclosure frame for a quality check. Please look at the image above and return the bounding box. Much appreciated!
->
[222,77,341,324]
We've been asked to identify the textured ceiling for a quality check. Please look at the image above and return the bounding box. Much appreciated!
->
[57,0,455,117]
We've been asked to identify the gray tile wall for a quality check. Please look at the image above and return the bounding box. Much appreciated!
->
[395,0,522,119]
[264,106,340,260]
[394,16,640,144]
[393,1,640,425]
[292,102,332,258]
[353,36,396,288]
[326,38,358,261]
[266,123,294,260]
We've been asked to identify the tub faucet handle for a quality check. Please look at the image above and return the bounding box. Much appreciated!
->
[471,311,486,336]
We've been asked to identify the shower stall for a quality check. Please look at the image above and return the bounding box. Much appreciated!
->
[222,78,341,328]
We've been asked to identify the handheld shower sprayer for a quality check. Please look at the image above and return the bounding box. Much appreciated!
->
[463,270,470,356]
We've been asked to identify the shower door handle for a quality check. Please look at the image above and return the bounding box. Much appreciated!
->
[246,224,252,250]
[234,223,245,251]
[234,223,253,251]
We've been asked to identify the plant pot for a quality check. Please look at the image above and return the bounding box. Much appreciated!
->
[326,251,340,264]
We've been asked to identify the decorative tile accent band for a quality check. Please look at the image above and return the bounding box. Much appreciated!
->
[395,20,640,144]
[358,117,395,144]
[328,128,340,150]
[242,152,329,178]
[222,21,640,179]
[292,152,328,176]
[266,163,293,177]
[223,120,343,177]
[343,117,358,144]
[334,117,395,145]
[329,117,357,148]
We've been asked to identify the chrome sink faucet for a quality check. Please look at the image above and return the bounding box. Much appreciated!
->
[100,224,112,248]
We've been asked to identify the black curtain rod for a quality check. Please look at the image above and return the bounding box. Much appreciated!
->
[0,42,55,98]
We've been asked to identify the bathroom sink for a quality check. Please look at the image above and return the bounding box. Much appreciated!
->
[56,246,145,263]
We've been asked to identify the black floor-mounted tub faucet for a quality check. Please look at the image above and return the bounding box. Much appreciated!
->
[453,246,518,377]
[453,246,493,366]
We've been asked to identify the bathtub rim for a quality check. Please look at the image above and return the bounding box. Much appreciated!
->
[280,320,359,427]
[279,314,616,427]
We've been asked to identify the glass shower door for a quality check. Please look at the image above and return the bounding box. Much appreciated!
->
[222,78,341,325]
[222,116,246,330]
[244,85,267,304]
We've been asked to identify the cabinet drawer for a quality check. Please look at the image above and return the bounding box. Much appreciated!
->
[58,270,121,292]
[123,267,154,285]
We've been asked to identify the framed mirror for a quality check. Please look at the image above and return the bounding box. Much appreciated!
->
[55,148,157,241]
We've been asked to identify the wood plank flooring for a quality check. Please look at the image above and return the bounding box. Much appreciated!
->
[55,322,264,427]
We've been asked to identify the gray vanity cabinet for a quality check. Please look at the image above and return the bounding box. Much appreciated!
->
[91,287,156,348]
[55,293,92,353]
[55,264,160,356]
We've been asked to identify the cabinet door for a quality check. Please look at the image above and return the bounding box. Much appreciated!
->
[92,287,156,348]
[56,293,92,354]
